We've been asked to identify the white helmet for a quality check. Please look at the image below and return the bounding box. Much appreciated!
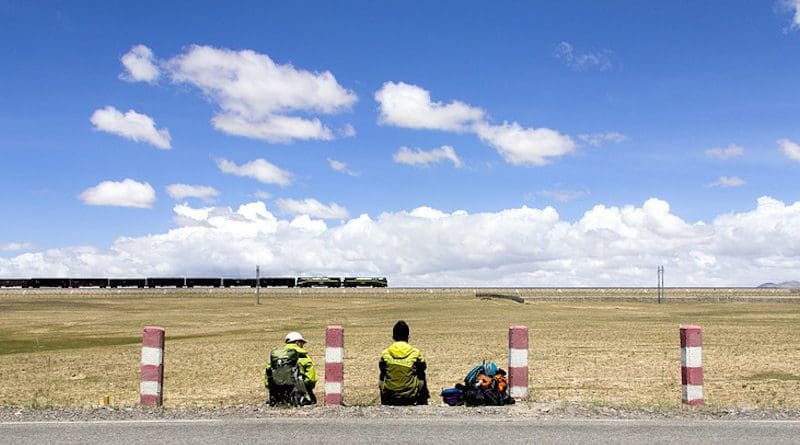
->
[285,331,306,344]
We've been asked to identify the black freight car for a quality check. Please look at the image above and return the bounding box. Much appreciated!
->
[146,277,186,288]
[259,277,296,288]
[222,278,257,287]
[31,278,71,288]
[69,278,109,288]
[109,278,146,288]
[0,279,31,288]
[185,278,222,288]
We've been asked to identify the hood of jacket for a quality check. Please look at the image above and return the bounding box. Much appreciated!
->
[386,341,415,359]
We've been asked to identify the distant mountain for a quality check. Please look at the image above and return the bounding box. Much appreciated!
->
[757,281,800,289]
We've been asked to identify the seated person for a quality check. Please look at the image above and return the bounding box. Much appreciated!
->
[379,321,430,405]
[265,331,317,406]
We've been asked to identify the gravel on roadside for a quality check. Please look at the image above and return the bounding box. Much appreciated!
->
[2,402,799,423]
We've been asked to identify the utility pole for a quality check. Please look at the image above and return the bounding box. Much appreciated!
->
[657,265,664,304]
[256,265,260,305]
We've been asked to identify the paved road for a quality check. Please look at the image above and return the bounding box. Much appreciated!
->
[3,417,800,444]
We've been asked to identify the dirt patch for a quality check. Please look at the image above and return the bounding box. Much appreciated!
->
[1,291,798,409]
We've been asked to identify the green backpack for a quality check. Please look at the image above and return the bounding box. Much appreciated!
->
[270,346,300,386]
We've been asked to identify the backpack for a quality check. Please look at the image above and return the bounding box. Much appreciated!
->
[269,346,300,386]
[267,346,313,406]
[440,360,515,406]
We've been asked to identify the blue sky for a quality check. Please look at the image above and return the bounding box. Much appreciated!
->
[1,1,799,285]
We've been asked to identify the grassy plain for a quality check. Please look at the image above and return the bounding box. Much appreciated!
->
[1,289,798,409]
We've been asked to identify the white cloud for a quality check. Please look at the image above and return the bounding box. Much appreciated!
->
[0,242,34,252]
[778,138,800,162]
[254,190,272,200]
[392,145,463,168]
[340,123,356,137]
[474,121,576,166]
[164,45,356,143]
[79,179,156,208]
[779,0,800,30]
[165,184,220,201]
[275,198,349,219]
[119,44,160,83]
[375,82,575,166]
[4,197,800,287]
[706,144,744,160]
[90,106,171,149]
[211,113,333,143]
[554,41,614,71]
[709,176,746,188]
[375,81,484,131]
[328,158,360,176]
[579,132,628,147]
[537,189,588,202]
[216,158,292,186]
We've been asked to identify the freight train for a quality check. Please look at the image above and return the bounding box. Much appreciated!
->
[0,277,388,289]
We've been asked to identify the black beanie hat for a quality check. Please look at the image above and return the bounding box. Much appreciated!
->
[392,320,409,341]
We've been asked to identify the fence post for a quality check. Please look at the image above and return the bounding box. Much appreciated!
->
[680,324,703,405]
[140,326,165,407]
[325,325,344,405]
[508,326,529,400]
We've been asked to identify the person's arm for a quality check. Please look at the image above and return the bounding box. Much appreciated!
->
[303,358,318,385]
[379,359,387,381]
[415,359,427,381]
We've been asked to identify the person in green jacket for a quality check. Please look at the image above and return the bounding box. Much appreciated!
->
[379,320,430,405]
[265,331,318,405]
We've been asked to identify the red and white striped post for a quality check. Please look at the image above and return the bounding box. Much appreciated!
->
[680,324,703,406]
[324,325,344,405]
[508,326,529,400]
[140,326,165,407]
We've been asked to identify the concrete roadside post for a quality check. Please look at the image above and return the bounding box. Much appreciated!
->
[325,325,344,405]
[508,326,529,400]
[680,324,703,405]
[141,326,165,407]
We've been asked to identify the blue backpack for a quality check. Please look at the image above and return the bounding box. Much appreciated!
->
[440,360,513,406]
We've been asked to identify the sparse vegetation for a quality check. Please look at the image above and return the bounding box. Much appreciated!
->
[1,290,798,409]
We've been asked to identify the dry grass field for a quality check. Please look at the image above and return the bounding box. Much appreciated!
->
[1,289,799,410]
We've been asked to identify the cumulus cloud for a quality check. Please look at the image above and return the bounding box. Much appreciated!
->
[211,112,333,143]
[779,0,800,30]
[4,197,800,287]
[0,242,34,252]
[328,158,360,176]
[375,81,484,131]
[79,179,156,208]
[216,158,292,186]
[275,198,349,219]
[165,184,220,201]
[90,106,171,149]
[778,138,800,162]
[706,144,744,160]
[164,45,356,143]
[554,41,615,71]
[392,145,463,168]
[709,176,746,188]
[375,82,575,166]
[578,132,628,147]
[119,44,160,83]
[474,121,576,166]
